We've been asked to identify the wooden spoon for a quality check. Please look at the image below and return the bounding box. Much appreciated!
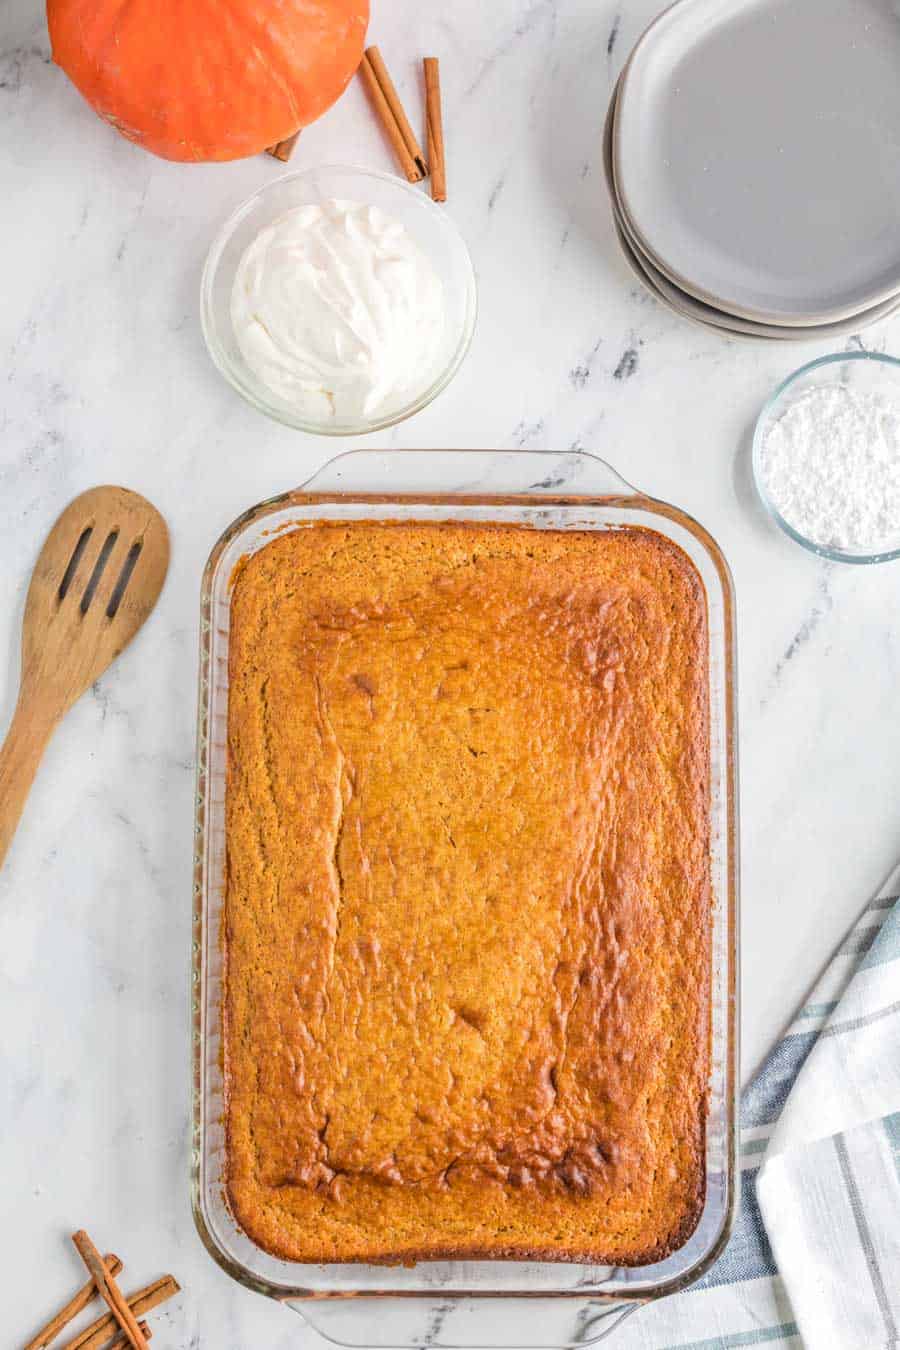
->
[0,486,169,870]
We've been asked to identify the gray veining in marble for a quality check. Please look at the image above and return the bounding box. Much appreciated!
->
[4,0,900,1345]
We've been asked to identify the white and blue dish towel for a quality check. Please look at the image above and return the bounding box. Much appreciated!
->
[616,865,900,1350]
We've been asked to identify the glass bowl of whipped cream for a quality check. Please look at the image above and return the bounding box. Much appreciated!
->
[201,165,477,436]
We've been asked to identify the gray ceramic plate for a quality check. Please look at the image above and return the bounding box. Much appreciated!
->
[603,81,900,339]
[612,205,900,339]
[614,0,900,325]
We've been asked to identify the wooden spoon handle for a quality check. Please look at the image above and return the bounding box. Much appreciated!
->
[0,695,57,871]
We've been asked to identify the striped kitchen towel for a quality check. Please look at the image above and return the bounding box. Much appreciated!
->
[614,864,900,1350]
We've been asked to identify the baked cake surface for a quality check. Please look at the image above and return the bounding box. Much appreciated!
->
[224,519,711,1264]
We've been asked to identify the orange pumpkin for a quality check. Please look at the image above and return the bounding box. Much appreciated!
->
[47,0,369,162]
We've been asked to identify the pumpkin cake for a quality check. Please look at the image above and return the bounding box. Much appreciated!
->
[223,519,711,1264]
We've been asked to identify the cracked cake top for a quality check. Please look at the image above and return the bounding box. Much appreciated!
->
[223,518,711,1265]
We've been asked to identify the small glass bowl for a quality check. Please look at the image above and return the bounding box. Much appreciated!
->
[201,165,478,437]
[751,351,900,564]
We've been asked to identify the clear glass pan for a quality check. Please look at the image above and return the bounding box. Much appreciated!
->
[191,450,740,1347]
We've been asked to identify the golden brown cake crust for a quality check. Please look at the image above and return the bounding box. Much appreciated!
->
[223,520,711,1265]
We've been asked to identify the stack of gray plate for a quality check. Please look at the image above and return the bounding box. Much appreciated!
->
[603,0,900,339]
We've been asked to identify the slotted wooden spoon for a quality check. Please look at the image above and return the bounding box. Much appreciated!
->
[0,486,169,870]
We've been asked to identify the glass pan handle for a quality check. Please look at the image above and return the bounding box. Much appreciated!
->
[284,1295,643,1348]
[298,449,641,500]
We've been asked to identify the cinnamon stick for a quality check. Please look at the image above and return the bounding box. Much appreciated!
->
[71,1234,149,1350]
[359,52,423,182]
[83,1321,152,1350]
[424,58,446,202]
[62,1277,179,1350]
[24,1256,123,1350]
[266,131,301,163]
[364,47,427,177]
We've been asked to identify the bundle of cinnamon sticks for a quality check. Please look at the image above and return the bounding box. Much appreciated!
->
[358,47,446,201]
[24,1231,179,1350]
[267,46,447,202]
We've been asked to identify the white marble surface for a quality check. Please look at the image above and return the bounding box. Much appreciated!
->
[3,0,900,1346]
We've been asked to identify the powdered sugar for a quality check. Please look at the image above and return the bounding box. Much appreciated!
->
[758,382,900,552]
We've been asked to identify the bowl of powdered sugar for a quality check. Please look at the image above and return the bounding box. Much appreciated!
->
[753,352,900,563]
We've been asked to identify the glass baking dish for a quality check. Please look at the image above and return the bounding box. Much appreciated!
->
[191,449,739,1348]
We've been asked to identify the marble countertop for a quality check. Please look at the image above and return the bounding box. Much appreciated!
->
[4,0,900,1345]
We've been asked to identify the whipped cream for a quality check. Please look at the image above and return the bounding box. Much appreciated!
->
[231,199,444,422]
